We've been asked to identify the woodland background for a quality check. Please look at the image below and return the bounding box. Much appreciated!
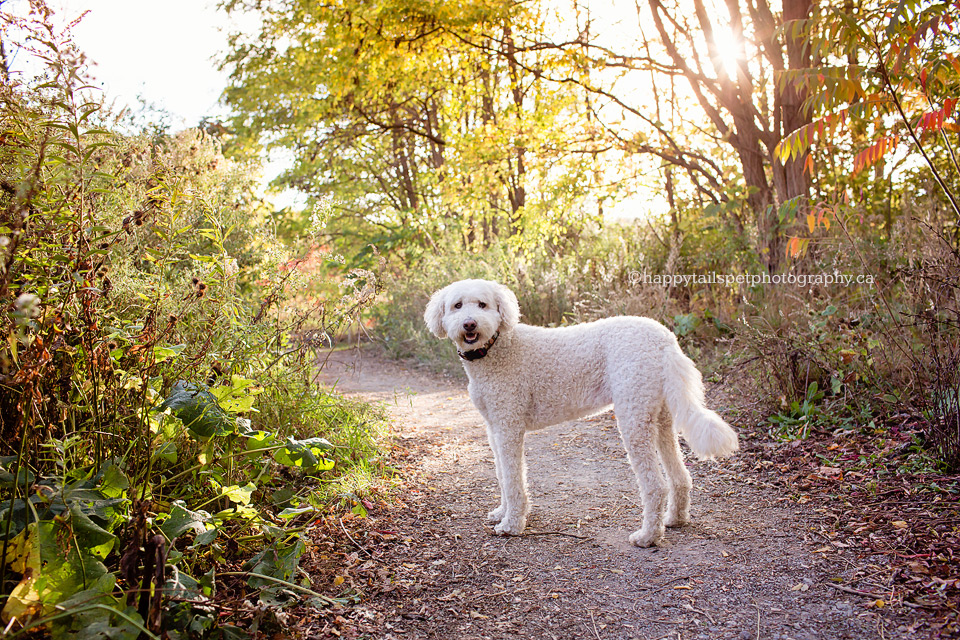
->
[0,0,959,637]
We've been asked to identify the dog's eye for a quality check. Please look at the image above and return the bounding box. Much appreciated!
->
[478,302,487,309]
[454,302,462,309]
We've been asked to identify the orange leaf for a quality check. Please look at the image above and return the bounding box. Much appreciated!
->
[807,213,816,233]
[852,136,898,177]
[785,236,808,259]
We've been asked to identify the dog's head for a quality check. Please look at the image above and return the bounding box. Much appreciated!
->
[423,279,520,350]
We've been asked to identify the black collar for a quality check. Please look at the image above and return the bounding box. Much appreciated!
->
[458,331,500,361]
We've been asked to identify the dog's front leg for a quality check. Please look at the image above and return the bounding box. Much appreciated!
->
[489,426,529,536]
[485,427,507,524]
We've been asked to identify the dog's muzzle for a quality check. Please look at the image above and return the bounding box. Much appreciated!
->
[462,320,480,345]
[458,331,500,361]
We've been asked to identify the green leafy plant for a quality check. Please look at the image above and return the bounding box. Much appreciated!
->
[0,7,387,636]
[768,381,826,440]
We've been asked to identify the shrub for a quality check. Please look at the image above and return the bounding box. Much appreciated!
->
[0,10,384,637]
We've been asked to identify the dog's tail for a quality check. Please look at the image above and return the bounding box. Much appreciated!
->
[662,339,739,460]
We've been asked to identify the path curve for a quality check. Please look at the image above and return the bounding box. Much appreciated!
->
[318,349,915,640]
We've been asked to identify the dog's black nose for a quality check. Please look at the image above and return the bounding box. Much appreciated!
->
[463,320,477,332]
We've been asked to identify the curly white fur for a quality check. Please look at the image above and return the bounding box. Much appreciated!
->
[424,279,738,547]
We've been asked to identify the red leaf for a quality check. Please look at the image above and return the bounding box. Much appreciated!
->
[916,100,958,135]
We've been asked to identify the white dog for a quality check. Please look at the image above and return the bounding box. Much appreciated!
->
[423,279,738,547]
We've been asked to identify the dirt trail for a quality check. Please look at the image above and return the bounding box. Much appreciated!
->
[317,350,922,640]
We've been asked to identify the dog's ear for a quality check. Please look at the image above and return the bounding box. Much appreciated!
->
[494,283,520,332]
[423,286,448,338]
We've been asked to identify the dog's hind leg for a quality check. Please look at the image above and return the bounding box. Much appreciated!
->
[616,405,667,547]
[489,426,529,536]
[657,402,692,527]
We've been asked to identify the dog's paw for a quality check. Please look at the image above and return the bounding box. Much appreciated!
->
[629,528,664,548]
[493,518,525,536]
[487,505,506,523]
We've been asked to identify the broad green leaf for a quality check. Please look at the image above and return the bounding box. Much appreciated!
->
[163,567,202,600]
[50,576,143,640]
[213,505,259,522]
[158,381,235,440]
[222,482,257,506]
[278,505,318,519]
[154,440,177,464]
[242,538,306,589]
[0,464,35,489]
[160,501,210,540]
[243,430,278,451]
[209,375,263,413]
[0,523,41,623]
[274,436,335,469]
[34,521,110,616]
[68,502,116,559]
[191,528,218,547]
[153,343,186,364]
[98,463,130,499]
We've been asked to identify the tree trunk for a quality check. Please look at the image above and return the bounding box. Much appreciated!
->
[503,25,527,233]
[773,0,812,208]
[646,0,816,271]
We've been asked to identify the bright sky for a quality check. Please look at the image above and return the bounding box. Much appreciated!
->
[28,0,305,203]
[46,0,239,128]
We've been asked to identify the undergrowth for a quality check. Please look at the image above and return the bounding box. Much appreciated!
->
[0,10,386,639]
[372,198,960,475]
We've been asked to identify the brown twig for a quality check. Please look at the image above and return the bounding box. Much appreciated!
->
[339,517,374,558]
[589,609,602,640]
[522,530,591,540]
[824,582,881,599]
[637,575,694,593]
[682,602,716,624]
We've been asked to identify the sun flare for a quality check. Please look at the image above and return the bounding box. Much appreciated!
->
[711,27,743,78]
